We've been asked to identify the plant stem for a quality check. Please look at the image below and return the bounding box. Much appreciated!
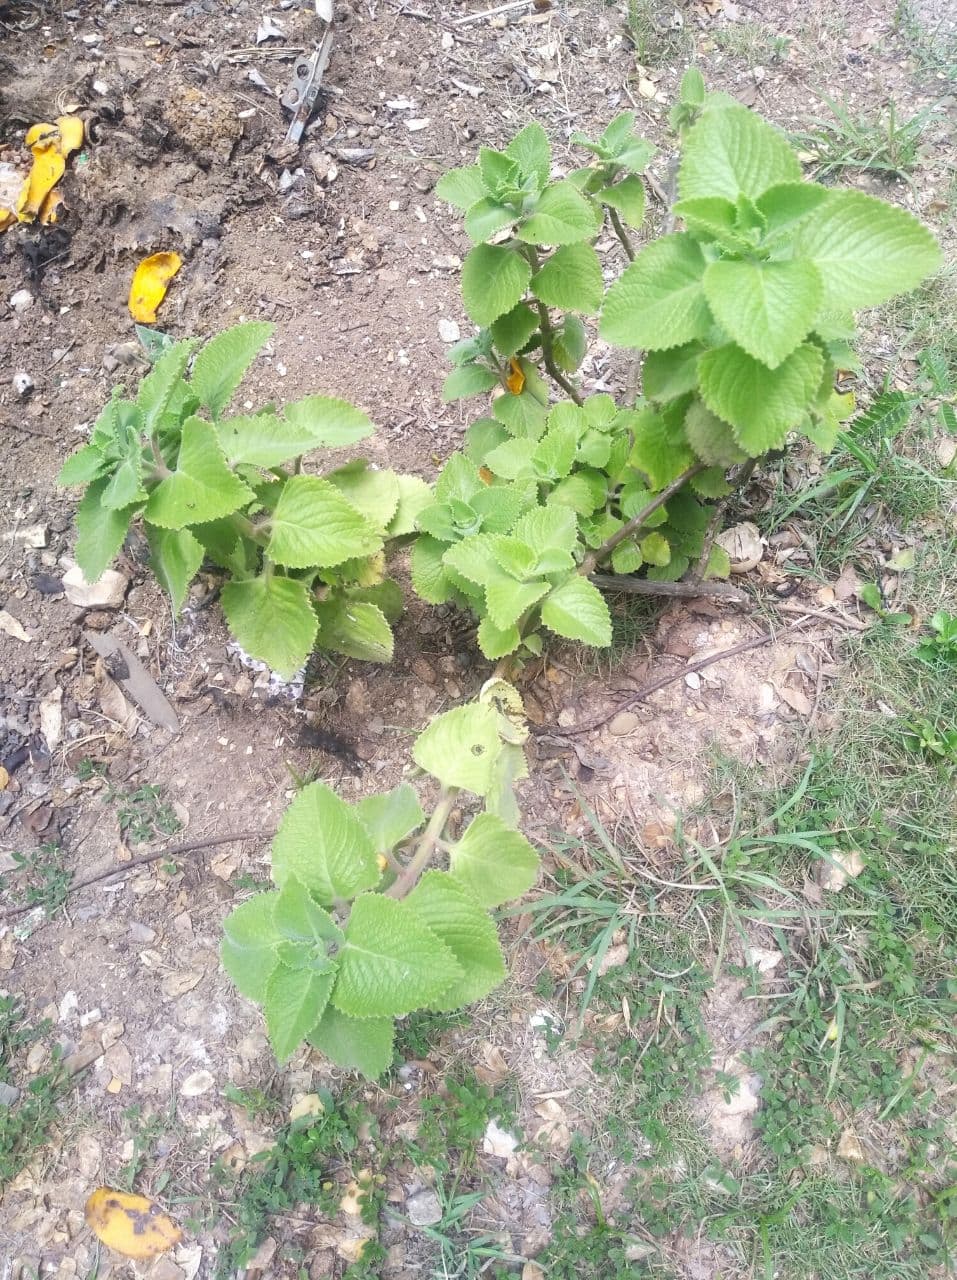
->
[688,457,758,583]
[580,461,705,575]
[386,787,458,900]
[523,246,584,406]
[149,437,171,478]
[608,207,635,261]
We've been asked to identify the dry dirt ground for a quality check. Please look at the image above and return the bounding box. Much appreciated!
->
[0,0,955,1276]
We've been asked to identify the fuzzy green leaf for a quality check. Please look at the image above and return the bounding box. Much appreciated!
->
[326,462,400,531]
[265,962,336,1063]
[553,314,587,373]
[411,534,454,604]
[477,615,522,659]
[146,417,255,530]
[465,198,518,242]
[386,475,433,537]
[435,164,487,210]
[684,399,749,467]
[698,343,824,454]
[274,877,345,948]
[512,504,579,555]
[271,780,379,906]
[678,104,801,201]
[517,181,602,245]
[627,406,696,489]
[541,575,612,646]
[490,303,541,357]
[548,470,607,515]
[505,121,551,190]
[413,702,502,796]
[493,392,548,439]
[266,475,382,569]
[75,478,137,583]
[136,339,197,434]
[405,871,506,1010]
[442,364,501,402]
[306,1006,395,1080]
[596,175,646,228]
[217,399,373,468]
[461,245,533,327]
[600,234,711,350]
[147,526,204,613]
[640,531,671,567]
[220,574,318,678]
[190,322,274,419]
[283,395,375,449]
[642,342,704,401]
[485,576,549,630]
[314,598,393,663]
[58,443,111,487]
[355,783,424,855]
[756,181,829,233]
[794,190,942,311]
[332,894,462,1018]
[703,258,823,369]
[449,812,540,907]
[530,243,604,314]
[221,893,281,1002]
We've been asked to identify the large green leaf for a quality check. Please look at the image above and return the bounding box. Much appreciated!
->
[220,573,318,677]
[600,234,711,350]
[465,198,518,243]
[355,783,424,854]
[413,702,502,796]
[505,121,551,190]
[511,504,579,555]
[461,245,533,327]
[217,402,372,469]
[271,781,380,906]
[190,322,274,418]
[314,597,393,663]
[442,364,501,402]
[435,164,487,210]
[485,576,549,630]
[449,812,540,907]
[703,259,823,369]
[411,535,453,604]
[794,190,942,311]
[490,303,541,357]
[476,615,522,660]
[266,475,382,568]
[221,892,281,1002]
[75,478,137,583]
[405,871,506,1010]
[136,339,197,434]
[265,962,336,1062]
[531,243,604,314]
[273,876,345,948]
[596,175,647,229]
[283,395,374,448]
[306,1005,395,1079]
[146,526,204,612]
[517,181,602,245]
[698,342,824,454]
[684,399,749,467]
[58,442,111,488]
[541,575,612,646]
[627,406,696,489]
[326,462,400,531]
[146,417,254,530]
[642,342,704,401]
[678,105,801,201]
[332,894,462,1017]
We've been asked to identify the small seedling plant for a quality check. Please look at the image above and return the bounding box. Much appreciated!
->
[57,323,430,677]
[414,71,941,662]
[220,679,540,1079]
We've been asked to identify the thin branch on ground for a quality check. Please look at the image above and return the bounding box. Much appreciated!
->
[688,457,759,582]
[580,461,706,575]
[591,573,746,601]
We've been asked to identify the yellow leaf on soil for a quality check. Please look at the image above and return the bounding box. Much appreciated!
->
[39,188,64,224]
[0,765,9,789]
[25,121,58,148]
[128,252,182,323]
[55,114,85,157]
[17,143,65,222]
[84,1188,183,1260]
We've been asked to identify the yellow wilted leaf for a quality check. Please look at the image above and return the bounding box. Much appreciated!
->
[0,210,14,233]
[84,1188,183,1260]
[128,252,182,323]
[55,114,85,157]
[25,121,58,148]
[0,765,9,789]
[39,188,64,225]
[505,357,525,395]
[17,143,65,222]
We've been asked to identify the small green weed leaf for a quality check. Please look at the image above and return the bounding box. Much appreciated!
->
[326,461,401,531]
[136,338,196,433]
[794,190,942,310]
[541,575,612,646]
[684,398,749,467]
[600,234,711,350]
[274,877,345,947]
[314,598,393,663]
[704,543,732,579]
[490,303,541,357]
[435,164,487,210]
[703,258,823,368]
[266,475,382,568]
[356,783,424,854]
[307,1006,395,1080]
[485,576,549,630]
[265,963,335,1063]
[517,181,601,245]
[220,574,318,678]
[678,104,801,201]
[610,540,642,573]
[146,417,255,529]
[531,243,604,313]
[505,121,551,190]
[272,781,379,906]
[146,526,204,613]
[405,871,506,1009]
[442,364,501,402]
[449,812,539,907]
[413,701,502,795]
[643,342,704,401]
[477,614,522,659]
[461,245,532,327]
[75,478,137,583]
[190,322,274,419]
[627,406,696,489]
[465,198,517,242]
[698,342,824,454]
[596,175,646,228]
[332,894,462,1018]
[221,893,281,1001]
[58,443,110,487]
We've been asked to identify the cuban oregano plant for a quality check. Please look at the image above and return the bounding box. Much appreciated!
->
[415,71,942,663]
[57,323,431,677]
[219,679,539,1079]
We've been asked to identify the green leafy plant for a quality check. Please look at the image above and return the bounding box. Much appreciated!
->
[915,612,957,666]
[220,679,540,1079]
[418,72,941,664]
[57,323,430,677]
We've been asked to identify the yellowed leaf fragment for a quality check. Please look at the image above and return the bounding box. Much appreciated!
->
[84,1187,183,1259]
[128,252,182,323]
[17,143,65,221]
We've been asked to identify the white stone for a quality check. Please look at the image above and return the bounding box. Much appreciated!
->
[62,565,129,609]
